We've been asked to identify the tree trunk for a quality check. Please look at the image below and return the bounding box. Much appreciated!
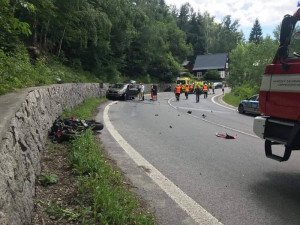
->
[57,27,66,57]
[39,27,43,47]
[44,19,50,49]
[33,16,38,46]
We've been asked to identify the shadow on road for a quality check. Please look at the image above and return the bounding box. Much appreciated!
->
[250,171,300,224]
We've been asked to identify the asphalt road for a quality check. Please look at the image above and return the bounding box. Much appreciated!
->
[97,88,300,225]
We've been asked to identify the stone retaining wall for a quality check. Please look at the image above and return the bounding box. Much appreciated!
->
[0,83,108,225]
[0,82,174,224]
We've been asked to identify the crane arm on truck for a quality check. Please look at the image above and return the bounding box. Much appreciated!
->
[253,8,300,162]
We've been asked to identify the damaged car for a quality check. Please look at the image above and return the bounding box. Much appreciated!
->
[106,83,139,100]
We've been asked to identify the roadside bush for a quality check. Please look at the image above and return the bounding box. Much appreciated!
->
[232,83,259,100]
[223,83,260,107]
[203,70,221,81]
[0,46,100,95]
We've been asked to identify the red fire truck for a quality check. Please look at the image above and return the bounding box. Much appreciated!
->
[253,8,300,161]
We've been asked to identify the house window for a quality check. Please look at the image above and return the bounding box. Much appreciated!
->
[219,71,225,78]
[197,72,202,77]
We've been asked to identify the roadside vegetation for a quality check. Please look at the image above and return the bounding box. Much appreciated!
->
[224,37,278,105]
[1,0,268,98]
[2,1,295,104]
[35,98,154,224]
[0,47,99,95]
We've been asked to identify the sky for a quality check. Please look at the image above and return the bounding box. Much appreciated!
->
[164,0,299,39]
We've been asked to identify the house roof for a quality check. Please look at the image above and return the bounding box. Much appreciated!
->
[182,60,190,66]
[193,53,228,71]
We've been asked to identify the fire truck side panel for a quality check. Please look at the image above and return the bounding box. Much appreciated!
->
[258,91,267,115]
[266,92,300,120]
[260,60,300,121]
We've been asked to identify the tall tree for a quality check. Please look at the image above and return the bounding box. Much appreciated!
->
[177,3,192,31]
[229,37,277,88]
[249,19,262,44]
[186,12,206,60]
[216,15,243,53]
[0,0,32,51]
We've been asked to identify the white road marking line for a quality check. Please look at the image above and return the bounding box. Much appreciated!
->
[104,101,222,225]
[211,94,236,111]
[168,97,259,139]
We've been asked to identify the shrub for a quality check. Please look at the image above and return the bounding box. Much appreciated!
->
[232,83,259,100]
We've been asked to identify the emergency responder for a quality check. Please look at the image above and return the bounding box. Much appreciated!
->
[185,84,189,99]
[189,83,194,94]
[195,85,201,103]
[174,84,181,101]
[203,83,208,99]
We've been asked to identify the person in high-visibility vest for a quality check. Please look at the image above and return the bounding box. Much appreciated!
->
[174,84,181,101]
[203,83,208,99]
[184,85,189,99]
[189,83,194,93]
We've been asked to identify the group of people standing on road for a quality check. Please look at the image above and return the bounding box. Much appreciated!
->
[174,82,225,102]
[138,83,158,101]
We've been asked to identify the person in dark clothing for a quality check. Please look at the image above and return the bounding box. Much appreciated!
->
[195,85,201,103]
[152,84,158,101]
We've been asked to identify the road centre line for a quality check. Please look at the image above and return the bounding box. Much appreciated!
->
[168,98,259,139]
[104,101,222,225]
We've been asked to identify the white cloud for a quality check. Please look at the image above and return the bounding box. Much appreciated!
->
[165,0,298,36]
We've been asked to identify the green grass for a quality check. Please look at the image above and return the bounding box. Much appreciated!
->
[223,92,242,107]
[60,97,154,224]
[38,173,58,186]
[70,130,154,224]
[223,83,259,107]
[37,200,82,222]
[61,98,106,120]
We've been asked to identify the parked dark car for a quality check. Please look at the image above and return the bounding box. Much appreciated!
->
[106,83,139,100]
[238,94,260,115]
[214,82,223,89]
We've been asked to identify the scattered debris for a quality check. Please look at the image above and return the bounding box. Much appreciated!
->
[169,125,172,128]
[202,114,206,118]
[216,133,237,139]
[155,114,159,116]
[187,111,192,114]
[178,114,180,116]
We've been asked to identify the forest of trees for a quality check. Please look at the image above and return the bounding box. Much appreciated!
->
[0,0,284,96]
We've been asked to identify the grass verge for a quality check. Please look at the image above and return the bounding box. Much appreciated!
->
[223,92,241,107]
[45,98,154,224]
